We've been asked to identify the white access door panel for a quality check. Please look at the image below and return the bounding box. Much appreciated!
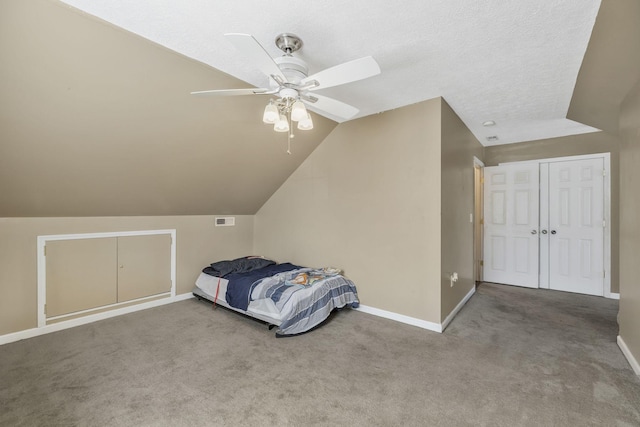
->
[483,163,540,288]
[548,158,604,296]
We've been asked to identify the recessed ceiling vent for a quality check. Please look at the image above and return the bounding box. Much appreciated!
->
[215,217,235,227]
[486,136,499,142]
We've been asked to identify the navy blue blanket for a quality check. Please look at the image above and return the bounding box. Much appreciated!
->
[225,263,301,311]
[203,256,275,278]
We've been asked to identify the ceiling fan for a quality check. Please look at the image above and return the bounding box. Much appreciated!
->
[191,33,381,126]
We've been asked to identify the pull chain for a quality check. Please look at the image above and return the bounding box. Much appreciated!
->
[286,110,294,155]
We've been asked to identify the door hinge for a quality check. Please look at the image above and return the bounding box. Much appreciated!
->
[602,169,606,177]
[44,304,47,315]
[603,271,606,278]
[603,220,606,228]
[480,218,484,225]
[480,177,485,184]
[480,260,484,266]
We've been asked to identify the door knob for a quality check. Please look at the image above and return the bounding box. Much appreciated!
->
[541,230,548,234]
[531,230,537,235]
[551,230,557,235]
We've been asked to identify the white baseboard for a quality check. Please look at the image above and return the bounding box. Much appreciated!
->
[0,293,195,346]
[606,292,620,300]
[355,286,476,334]
[617,335,640,376]
[441,285,476,332]
[355,305,443,333]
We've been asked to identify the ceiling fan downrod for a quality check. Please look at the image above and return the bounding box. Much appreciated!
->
[275,33,303,55]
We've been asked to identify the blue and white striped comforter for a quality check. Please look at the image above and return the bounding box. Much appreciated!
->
[251,268,359,335]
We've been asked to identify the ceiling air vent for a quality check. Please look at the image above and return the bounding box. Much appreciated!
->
[486,135,499,142]
[215,217,235,227]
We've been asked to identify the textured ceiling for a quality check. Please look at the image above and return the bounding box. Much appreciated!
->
[59,0,602,146]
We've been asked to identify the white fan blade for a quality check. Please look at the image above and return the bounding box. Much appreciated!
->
[302,56,380,91]
[306,93,359,119]
[190,88,270,96]
[225,33,287,82]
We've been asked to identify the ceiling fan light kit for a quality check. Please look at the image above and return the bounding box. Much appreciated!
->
[297,114,314,131]
[262,101,279,124]
[290,100,308,122]
[274,115,290,132]
[192,32,381,153]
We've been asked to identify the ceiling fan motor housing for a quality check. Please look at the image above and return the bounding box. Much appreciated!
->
[278,87,298,101]
[273,56,308,85]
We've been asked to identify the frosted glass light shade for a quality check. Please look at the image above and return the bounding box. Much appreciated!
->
[290,100,307,122]
[263,103,279,124]
[274,115,289,132]
[297,114,314,130]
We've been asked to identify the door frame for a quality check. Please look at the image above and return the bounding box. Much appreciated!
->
[495,152,613,298]
[473,156,485,283]
[37,229,177,327]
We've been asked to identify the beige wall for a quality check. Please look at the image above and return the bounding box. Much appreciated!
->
[440,100,484,322]
[484,132,620,293]
[618,78,640,370]
[568,0,640,135]
[254,99,443,323]
[0,215,253,335]
[0,0,337,218]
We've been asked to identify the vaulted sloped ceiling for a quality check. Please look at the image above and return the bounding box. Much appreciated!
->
[0,0,337,217]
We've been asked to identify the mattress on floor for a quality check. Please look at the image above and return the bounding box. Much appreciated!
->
[193,272,282,325]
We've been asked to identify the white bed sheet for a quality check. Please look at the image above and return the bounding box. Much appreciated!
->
[194,272,229,303]
[194,272,282,324]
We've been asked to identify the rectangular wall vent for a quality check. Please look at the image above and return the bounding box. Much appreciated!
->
[215,217,235,227]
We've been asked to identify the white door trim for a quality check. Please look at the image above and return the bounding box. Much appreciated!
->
[37,229,177,327]
[498,153,612,298]
[473,156,485,282]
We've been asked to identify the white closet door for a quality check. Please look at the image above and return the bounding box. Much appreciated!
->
[483,163,540,288]
[548,158,604,296]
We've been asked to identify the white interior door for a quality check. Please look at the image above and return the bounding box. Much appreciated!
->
[483,163,539,288]
[547,158,604,296]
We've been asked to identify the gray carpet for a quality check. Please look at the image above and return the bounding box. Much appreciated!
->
[1,283,638,426]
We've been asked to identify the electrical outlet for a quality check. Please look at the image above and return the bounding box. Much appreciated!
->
[449,272,458,287]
